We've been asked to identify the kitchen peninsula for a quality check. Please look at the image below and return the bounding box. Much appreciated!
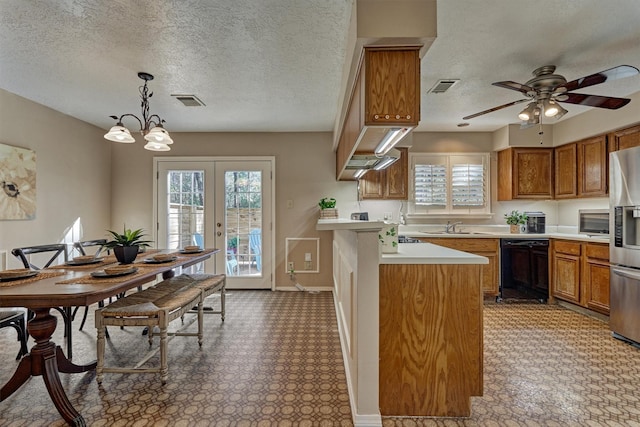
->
[317,219,487,424]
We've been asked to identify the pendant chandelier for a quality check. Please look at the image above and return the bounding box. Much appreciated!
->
[104,72,173,151]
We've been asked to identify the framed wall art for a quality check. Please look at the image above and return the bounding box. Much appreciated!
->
[0,142,36,220]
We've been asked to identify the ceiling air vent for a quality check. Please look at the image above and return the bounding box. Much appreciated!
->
[428,79,459,94]
[171,94,206,107]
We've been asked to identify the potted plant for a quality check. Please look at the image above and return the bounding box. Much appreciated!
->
[504,210,528,233]
[227,236,239,254]
[318,197,338,219]
[104,227,152,264]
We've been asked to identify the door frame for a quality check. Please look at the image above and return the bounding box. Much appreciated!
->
[152,156,276,290]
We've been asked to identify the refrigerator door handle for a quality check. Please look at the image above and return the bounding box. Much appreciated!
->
[612,266,640,281]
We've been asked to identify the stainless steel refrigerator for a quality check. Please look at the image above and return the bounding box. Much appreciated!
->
[610,145,640,346]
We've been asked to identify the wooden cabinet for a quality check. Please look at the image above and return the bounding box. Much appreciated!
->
[554,135,608,199]
[359,147,408,199]
[551,240,582,304]
[336,47,420,180]
[554,143,577,199]
[608,124,640,152]
[577,135,608,197]
[551,239,610,315]
[497,148,554,200]
[364,47,420,127]
[584,243,610,315]
[416,238,500,297]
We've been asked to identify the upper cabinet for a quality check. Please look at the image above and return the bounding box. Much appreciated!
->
[609,124,640,152]
[498,148,554,200]
[359,147,409,200]
[336,47,421,181]
[577,135,608,197]
[554,135,608,199]
[364,48,420,127]
[554,143,577,199]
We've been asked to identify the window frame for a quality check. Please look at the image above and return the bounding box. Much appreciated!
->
[408,152,491,217]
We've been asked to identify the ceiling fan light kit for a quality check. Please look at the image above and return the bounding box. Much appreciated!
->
[104,72,173,151]
[463,64,640,127]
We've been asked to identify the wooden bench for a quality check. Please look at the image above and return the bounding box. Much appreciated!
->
[95,273,226,384]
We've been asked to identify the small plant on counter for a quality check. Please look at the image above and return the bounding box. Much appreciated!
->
[104,227,152,248]
[504,210,528,226]
[318,197,338,219]
[318,197,336,210]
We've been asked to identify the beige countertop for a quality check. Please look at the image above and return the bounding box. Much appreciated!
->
[399,228,610,244]
[380,243,489,265]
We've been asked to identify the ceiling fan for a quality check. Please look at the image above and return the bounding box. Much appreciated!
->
[462,65,640,127]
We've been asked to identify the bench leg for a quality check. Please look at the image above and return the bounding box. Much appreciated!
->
[197,301,203,347]
[221,282,226,322]
[160,327,168,385]
[96,326,105,384]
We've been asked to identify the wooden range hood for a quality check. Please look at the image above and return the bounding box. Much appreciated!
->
[336,46,421,181]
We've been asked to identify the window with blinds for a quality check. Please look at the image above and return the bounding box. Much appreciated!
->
[411,153,490,215]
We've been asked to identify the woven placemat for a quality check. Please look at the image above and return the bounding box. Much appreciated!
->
[56,269,148,285]
[49,255,119,271]
[134,248,216,269]
[0,270,66,288]
[171,248,217,257]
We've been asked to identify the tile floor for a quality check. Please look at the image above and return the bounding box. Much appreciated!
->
[0,292,639,426]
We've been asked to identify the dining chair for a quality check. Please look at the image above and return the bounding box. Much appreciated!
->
[0,310,28,360]
[73,238,108,258]
[72,239,110,331]
[11,243,74,358]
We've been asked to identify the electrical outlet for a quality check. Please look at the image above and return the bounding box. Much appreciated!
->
[305,252,312,262]
[288,261,294,271]
[384,212,393,221]
[304,260,312,270]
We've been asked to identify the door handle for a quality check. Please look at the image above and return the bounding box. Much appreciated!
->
[612,266,640,281]
[217,222,222,228]
[216,231,222,236]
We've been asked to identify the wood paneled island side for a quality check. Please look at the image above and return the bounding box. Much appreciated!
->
[317,219,486,425]
[379,261,483,417]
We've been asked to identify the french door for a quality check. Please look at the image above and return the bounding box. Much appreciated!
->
[155,158,273,289]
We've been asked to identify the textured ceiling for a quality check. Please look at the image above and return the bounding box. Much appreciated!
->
[1,0,640,135]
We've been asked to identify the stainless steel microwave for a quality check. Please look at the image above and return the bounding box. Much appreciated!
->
[578,209,609,236]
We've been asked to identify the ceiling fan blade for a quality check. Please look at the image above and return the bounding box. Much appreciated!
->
[559,65,639,92]
[562,93,631,109]
[492,81,535,95]
[462,98,530,120]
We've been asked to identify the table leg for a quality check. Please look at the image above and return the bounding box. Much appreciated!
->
[0,308,94,426]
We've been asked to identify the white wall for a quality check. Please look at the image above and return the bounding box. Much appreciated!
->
[0,89,111,268]
[110,131,356,288]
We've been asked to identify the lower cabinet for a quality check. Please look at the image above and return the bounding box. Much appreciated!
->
[551,239,610,315]
[416,238,500,297]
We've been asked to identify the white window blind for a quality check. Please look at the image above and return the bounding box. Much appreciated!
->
[411,153,490,215]
[451,163,485,207]
[414,163,447,206]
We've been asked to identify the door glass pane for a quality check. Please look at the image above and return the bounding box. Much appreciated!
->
[166,170,205,250]
[225,170,261,276]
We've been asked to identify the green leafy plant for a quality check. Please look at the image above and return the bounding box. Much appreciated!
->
[104,227,153,249]
[227,236,239,252]
[504,210,528,226]
[318,197,336,209]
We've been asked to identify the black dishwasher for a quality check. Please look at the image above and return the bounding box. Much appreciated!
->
[500,239,549,302]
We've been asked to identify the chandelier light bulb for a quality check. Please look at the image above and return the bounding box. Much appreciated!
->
[104,72,173,148]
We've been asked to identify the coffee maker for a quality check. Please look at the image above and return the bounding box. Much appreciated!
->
[525,211,545,233]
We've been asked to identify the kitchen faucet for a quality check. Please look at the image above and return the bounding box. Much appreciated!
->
[445,221,463,233]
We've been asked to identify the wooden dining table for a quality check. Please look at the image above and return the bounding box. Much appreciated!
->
[0,248,217,426]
